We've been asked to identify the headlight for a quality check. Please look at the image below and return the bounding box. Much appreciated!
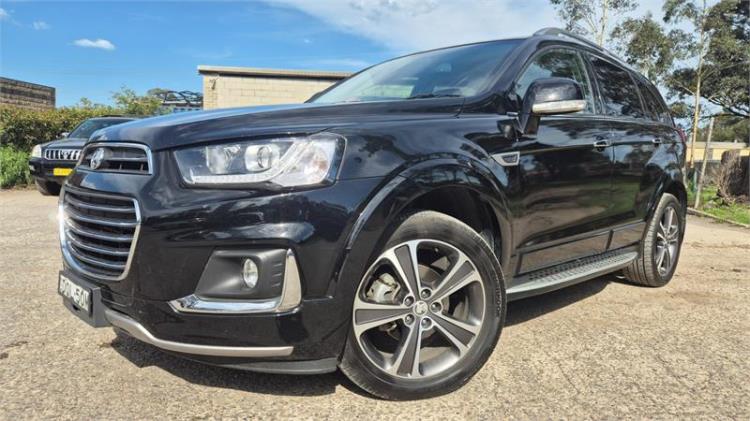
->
[31,144,43,158]
[174,133,344,188]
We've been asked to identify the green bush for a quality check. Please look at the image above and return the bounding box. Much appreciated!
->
[0,106,118,152]
[0,146,32,188]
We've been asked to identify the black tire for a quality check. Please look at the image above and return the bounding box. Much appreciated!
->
[622,193,684,287]
[340,211,506,400]
[34,179,61,196]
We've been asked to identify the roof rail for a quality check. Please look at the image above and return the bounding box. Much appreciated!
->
[533,27,602,50]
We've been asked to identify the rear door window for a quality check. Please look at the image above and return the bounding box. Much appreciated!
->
[515,48,596,113]
[590,57,646,119]
[634,77,661,121]
[646,84,673,125]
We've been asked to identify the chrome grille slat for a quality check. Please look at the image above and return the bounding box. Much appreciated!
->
[60,187,140,281]
[64,205,138,228]
[67,245,127,270]
[79,143,152,175]
[66,232,130,257]
[64,219,134,243]
[64,194,136,214]
[44,148,81,161]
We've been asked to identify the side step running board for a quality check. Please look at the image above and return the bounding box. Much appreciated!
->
[507,250,638,301]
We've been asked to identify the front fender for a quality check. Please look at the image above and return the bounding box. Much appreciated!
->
[332,158,513,305]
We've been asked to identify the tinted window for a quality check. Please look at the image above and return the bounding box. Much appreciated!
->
[645,84,673,125]
[634,78,660,121]
[312,40,520,104]
[590,57,645,118]
[516,49,595,113]
[69,119,131,139]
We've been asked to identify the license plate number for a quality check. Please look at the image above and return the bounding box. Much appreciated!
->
[53,168,73,176]
[59,275,91,313]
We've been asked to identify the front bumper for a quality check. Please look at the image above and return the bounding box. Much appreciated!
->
[60,158,386,366]
[29,157,76,184]
[105,307,294,358]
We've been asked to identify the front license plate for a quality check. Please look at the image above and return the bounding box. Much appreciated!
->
[59,274,91,313]
[53,168,73,176]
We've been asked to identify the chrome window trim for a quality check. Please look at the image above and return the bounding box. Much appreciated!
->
[59,186,142,282]
[78,142,153,175]
[169,249,303,314]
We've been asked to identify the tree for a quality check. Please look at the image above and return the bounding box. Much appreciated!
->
[661,0,750,168]
[666,0,749,119]
[111,87,164,116]
[550,0,638,46]
[611,13,691,83]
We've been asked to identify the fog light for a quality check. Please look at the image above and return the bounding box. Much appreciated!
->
[242,258,259,289]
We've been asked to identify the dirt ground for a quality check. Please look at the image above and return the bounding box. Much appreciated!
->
[1,189,748,419]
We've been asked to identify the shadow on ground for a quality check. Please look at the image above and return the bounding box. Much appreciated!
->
[109,336,349,397]
[109,274,621,397]
[506,273,620,326]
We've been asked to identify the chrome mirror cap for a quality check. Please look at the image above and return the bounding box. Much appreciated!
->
[532,99,587,115]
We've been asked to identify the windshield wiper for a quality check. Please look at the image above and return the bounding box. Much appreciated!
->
[405,93,462,100]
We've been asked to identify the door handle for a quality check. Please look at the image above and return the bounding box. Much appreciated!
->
[652,137,662,145]
[593,140,610,149]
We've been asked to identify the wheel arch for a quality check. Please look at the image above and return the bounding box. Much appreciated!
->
[334,159,513,302]
[647,174,688,223]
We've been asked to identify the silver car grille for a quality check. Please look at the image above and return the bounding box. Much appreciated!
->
[78,143,152,174]
[59,187,140,281]
[45,149,81,161]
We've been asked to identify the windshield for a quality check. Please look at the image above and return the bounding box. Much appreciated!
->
[311,40,520,104]
[68,119,130,139]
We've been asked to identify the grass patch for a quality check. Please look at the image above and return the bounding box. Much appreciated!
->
[0,146,32,189]
[688,185,750,226]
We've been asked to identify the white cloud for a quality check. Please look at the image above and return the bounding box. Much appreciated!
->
[269,0,674,53]
[269,0,559,52]
[0,7,9,20]
[32,21,50,30]
[73,38,116,51]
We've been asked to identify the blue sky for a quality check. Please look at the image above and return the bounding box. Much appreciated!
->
[1,0,669,107]
[1,1,392,106]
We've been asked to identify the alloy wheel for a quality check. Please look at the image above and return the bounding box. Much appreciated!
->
[351,239,486,379]
[654,206,680,277]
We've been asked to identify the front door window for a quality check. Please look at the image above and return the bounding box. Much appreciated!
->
[515,49,595,114]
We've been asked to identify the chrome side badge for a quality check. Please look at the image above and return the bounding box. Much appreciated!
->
[492,151,520,167]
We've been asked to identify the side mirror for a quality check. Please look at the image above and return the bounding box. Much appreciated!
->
[61,132,69,138]
[519,77,586,135]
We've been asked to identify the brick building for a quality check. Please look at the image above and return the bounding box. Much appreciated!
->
[198,66,351,109]
[0,77,56,110]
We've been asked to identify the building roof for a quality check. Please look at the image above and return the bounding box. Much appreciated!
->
[0,76,55,91]
[197,65,352,80]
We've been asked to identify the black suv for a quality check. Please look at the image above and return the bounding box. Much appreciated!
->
[29,116,136,195]
[57,29,686,400]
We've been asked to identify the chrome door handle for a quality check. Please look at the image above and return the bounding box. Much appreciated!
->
[593,140,610,149]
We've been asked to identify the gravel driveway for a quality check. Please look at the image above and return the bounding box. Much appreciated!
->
[1,189,748,419]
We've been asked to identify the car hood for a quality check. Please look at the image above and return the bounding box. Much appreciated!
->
[44,138,88,149]
[89,99,464,151]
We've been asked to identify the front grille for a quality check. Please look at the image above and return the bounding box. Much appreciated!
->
[79,143,151,174]
[60,187,140,281]
[44,148,81,161]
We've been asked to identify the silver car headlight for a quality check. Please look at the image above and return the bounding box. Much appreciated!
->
[31,144,43,158]
[174,133,344,188]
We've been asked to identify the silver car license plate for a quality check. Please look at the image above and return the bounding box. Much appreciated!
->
[59,274,91,313]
